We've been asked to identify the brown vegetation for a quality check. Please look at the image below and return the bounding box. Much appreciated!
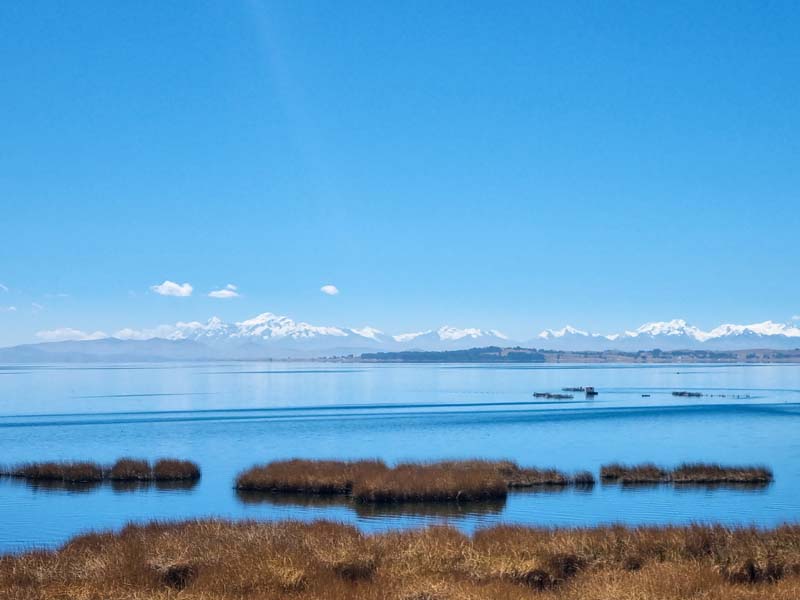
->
[672,463,773,484]
[351,461,508,503]
[1,458,201,484]
[108,458,152,481]
[601,462,773,484]
[601,462,669,483]
[2,520,800,599]
[3,461,103,483]
[153,459,201,481]
[235,459,581,503]
[235,459,387,494]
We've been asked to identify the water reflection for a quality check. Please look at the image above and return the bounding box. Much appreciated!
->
[23,479,102,493]
[354,499,506,518]
[236,490,350,508]
[235,489,507,518]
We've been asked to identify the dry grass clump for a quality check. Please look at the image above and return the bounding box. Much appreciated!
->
[235,459,388,494]
[352,462,508,503]
[571,470,596,486]
[4,461,104,483]
[108,458,152,481]
[617,463,670,483]
[672,463,773,484]
[2,520,800,599]
[601,462,773,485]
[153,459,201,481]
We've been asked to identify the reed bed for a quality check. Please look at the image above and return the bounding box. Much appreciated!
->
[601,462,669,483]
[601,462,773,484]
[2,519,799,599]
[1,458,201,483]
[2,461,103,483]
[108,458,152,481]
[235,459,387,494]
[672,462,773,484]
[235,459,581,503]
[352,461,508,503]
[153,459,202,481]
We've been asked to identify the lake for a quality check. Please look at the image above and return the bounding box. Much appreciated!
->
[0,361,798,553]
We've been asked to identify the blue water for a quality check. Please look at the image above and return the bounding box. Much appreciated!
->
[0,361,798,553]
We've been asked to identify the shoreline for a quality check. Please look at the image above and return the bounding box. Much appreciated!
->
[3,519,799,598]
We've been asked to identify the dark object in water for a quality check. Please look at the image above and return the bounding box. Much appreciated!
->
[672,391,703,397]
[562,387,585,392]
[533,392,574,399]
[585,387,598,396]
[642,394,651,397]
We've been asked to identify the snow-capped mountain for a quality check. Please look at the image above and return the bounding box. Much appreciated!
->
[4,313,800,362]
[40,312,511,358]
[535,319,800,351]
[391,326,509,350]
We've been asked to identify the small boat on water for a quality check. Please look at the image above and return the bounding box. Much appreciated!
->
[585,386,598,396]
[533,392,574,400]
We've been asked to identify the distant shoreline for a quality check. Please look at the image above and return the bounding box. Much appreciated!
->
[344,346,800,364]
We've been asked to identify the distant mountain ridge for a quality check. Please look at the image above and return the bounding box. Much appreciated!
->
[536,319,800,350]
[1,313,799,362]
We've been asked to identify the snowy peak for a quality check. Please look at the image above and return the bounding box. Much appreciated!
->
[535,318,800,350]
[707,320,800,338]
[538,325,589,339]
[349,326,387,341]
[233,312,348,340]
[625,319,708,341]
[436,326,508,341]
[392,330,432,343]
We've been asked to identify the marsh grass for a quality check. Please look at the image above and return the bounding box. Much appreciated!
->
[601,462,773,485]
[108,458,152,481]
[1,458,201,485]
[235,459,387,494]
[4,461,104,483]
[672,463,773,484]
[2,520,799,599]
[153,459,201,481]
[235,459,582,503]
[351,461,508,503]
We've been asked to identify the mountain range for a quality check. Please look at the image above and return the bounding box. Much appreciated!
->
[1,313,798,362]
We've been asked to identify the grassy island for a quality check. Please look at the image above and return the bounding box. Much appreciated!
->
[235,459,591,503]
[1,458,201,484]
[600,462,773,485]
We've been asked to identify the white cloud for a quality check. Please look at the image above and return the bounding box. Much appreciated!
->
[36,328,108,342]
[0,283,8,293]
[151,280,193,297]
[208,284,239,299]
[793,315,800,321]
[0,306,16,312]
[320,284,339,296]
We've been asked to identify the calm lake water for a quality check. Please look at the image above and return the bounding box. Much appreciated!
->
[0,361,798,553]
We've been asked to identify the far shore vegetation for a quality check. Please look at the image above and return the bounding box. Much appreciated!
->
[354,346,800,364]
[3,519,799,599]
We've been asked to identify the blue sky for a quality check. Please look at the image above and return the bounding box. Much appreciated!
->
[1,1,799,346]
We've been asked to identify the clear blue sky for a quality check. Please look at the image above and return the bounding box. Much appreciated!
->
[1,1,799,345]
